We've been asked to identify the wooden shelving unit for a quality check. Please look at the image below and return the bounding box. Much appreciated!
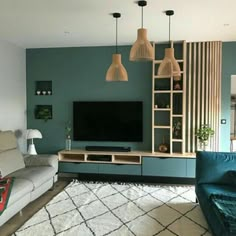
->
[58,149,142,165]
[152,41,186,154]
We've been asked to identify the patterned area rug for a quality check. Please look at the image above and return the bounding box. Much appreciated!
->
[13,181,212,236]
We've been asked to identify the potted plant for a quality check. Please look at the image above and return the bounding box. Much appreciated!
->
[195,124,214,150]
[35,106,52,122]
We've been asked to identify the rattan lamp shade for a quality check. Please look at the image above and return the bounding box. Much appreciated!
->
[129,28,154,61]
[157,48,181,80]
[157,10,181,80]
[106,54,128,82]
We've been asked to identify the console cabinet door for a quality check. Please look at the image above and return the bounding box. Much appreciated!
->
[59,162,99,173]
[99,164,141,175]
[142,157,187,177]
[186,158,196,177]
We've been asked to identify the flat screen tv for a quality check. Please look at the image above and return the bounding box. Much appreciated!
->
[73,101,143,142]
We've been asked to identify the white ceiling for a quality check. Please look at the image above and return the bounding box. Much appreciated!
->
[0,0,236,49]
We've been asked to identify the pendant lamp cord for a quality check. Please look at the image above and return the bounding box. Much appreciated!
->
[141,6,144,28]
[116,17,118,54]
[169,14,171,47]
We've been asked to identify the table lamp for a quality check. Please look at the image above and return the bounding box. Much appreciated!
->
[26,129,42,155]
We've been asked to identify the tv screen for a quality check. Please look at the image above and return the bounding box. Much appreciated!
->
[73,101,143,142]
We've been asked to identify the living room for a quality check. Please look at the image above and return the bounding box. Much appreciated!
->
[0,1,236,235]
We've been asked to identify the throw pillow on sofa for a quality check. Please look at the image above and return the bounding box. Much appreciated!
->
[0,131,25,177]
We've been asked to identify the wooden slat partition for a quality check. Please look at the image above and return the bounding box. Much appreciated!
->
[186,41,222,152]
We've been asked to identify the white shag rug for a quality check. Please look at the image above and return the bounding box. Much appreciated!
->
[13,181,212,236]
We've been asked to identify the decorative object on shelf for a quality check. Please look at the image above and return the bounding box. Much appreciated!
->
[158,136,168,153]
[35,81,52,95]
[195,124,214,150]
[157,10,181,80]
[106,13,128,82]
[174,81,181,90]
[65,121,72,150]
[26,129,42,155]
[35,105,52,121]
[129,0,154,61]
[173,121,182,139]
[154,105,158,108]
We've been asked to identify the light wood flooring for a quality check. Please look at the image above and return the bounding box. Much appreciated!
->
[0,178,71,236]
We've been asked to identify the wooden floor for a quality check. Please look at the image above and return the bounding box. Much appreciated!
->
[0,178,70,236]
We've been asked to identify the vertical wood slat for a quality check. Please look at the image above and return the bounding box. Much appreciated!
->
[186,41,222,152]
[217,42,222,150]
[182,41,186,153]
[197,42,201,130]
[201,42,205,128]
[152,43,155,153]
[187,43,192,152]
[205,42,209,126]
[192,43,197,151]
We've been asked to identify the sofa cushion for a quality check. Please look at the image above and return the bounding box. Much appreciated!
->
[196,151,236,185]
[0,149,25,178]
[0,131,18,152]
[7,166,56,189]
[7,178,33,207]
[227,171,236,185]
[0,131,25,177]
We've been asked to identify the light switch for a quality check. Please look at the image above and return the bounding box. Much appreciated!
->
[221,119,226,124]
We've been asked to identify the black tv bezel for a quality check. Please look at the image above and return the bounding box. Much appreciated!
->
[73,101,143,142]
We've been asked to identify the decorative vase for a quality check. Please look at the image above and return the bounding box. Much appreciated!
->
[65,136,71,151]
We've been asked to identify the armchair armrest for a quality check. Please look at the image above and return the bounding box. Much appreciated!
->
[24,154,58,172]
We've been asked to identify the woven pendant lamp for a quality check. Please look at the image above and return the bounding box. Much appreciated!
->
[158,10,181,80]
[106,13,128,82]
[129,1,154,61]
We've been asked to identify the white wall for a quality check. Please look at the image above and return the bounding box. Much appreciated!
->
[0,40,26,152]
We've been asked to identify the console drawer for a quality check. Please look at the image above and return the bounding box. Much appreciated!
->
[59,162,99,173]
[99,164,141,175]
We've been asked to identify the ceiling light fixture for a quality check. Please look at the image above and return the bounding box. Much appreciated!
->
[129,0,154,61]
[157,10,181,80]
[106,13,128,82]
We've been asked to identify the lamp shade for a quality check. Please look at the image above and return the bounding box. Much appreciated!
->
[157,48,181,80]
[106,54,128,82]
[26,129,42,140]
[129,28,154,61]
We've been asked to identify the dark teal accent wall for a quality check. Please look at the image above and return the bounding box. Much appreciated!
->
[26,42,236,154]
[26,45,152,153]
[221,42,236,151]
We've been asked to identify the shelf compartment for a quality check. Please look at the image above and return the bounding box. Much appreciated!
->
[173,93,183,115]
[86,154,112,162]
[35,81,52,95]
[59,153,85,162]
[114,155,141,164]
[154,93,170,109]
[154,110,170,126]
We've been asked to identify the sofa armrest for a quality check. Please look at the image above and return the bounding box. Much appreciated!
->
[24,154,58,172]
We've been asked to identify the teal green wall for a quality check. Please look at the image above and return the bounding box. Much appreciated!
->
[221,42,236,151]
[26,45,152,153]
[26,42,236,154]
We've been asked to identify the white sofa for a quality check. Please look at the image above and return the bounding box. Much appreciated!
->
[0,130,58,226]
